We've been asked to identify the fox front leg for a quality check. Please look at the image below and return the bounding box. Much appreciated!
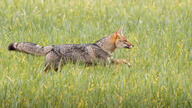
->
[109,58,131,66]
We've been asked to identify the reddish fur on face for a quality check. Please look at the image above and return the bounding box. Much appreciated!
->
[110,33,118,44]
[107,27,134,49]
[113,27,134,48]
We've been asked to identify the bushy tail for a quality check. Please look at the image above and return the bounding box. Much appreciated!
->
[8,42,53,56]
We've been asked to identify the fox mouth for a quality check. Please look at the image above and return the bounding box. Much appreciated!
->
[124,45,134,49]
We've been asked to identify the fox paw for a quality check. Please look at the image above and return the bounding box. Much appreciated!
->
[117,59,131,66]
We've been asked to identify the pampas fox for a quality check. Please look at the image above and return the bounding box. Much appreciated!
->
[8,27,134,71]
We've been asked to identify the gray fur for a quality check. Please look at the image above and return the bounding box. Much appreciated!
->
[8,42,53,56]
[44,44,111,71]
[8,41,111,71]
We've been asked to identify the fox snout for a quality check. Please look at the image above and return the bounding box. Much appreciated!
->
[125,44,134,49]
[115,39,134,49]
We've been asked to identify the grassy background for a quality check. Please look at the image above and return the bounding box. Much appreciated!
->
[0,0,192,107]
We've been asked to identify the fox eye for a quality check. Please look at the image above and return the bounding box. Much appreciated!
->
[119,40,124,42]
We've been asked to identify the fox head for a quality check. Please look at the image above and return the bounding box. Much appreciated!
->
[110,27,134,49]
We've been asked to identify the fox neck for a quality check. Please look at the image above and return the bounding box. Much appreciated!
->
[95,35,116,55]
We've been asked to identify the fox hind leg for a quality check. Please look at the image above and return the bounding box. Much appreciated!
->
[44,51,61,72]
[44,63,51,72]
[44,61,60,72]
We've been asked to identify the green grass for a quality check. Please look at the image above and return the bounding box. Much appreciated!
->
[0,0,192,107]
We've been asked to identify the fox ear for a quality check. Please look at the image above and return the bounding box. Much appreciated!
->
[116,27,123,36]
[110,32,118,41]
[110,27,123,41]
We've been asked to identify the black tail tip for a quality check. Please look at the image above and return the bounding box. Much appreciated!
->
[8,43,16,51]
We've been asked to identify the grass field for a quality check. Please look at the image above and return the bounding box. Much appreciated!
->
[0,0,192,107]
